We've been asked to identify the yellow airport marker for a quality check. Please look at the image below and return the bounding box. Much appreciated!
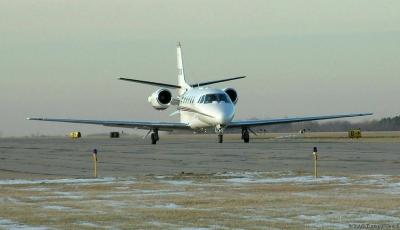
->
[93,149,98,178]
[313,147,318,178]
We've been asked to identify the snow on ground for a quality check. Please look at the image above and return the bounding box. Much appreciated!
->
[163,180,193,185]
[0,197,21,204]
[225,175,348,184]
[357,214,400,222]
[52,191,84,200]
[153,203,181,209]
[18,187,50,192]
[0,218,50,230]
[75,221,100,228]
[385,182,400,194]
[306,222,349,229]
[0,177,117,185]
[1,172,400,229]
[29,196,47,201]
[42,205,76,211]
[298,214,349,229]
[179,228,211,230]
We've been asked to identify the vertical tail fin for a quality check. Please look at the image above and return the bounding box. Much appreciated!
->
[177,42,190,95]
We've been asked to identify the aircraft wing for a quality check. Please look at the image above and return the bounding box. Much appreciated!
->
[27,118,190,130]
[227,113,373,128]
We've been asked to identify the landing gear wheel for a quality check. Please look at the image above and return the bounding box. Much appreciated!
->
[151,133,157,145]
[218,134,223,143]
[215,125,225,144]
[244,135,250,143]
[242,128,250,143]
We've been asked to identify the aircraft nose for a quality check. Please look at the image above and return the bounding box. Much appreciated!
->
[215,106,234,125]
[215,114,227,125]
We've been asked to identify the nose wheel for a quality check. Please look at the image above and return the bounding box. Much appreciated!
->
[215,125,225,143]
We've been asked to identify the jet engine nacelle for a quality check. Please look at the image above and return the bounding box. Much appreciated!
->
[223,88,238,104]
[148,89,172,110]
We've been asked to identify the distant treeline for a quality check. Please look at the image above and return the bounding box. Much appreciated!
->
[255,115,400,133]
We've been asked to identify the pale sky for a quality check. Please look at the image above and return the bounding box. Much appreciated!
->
[1,0,399,136]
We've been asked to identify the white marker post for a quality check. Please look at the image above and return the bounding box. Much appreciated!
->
[92,149,98,178]
[313,147,318,178]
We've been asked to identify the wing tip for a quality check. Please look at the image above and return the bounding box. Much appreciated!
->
[27,117,43,121]
[361,113,373,116]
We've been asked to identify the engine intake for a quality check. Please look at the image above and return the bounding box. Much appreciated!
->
[223,88,238,104]
[148,89,172,110]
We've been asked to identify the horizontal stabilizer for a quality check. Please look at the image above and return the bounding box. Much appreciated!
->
[119,78,181,89]
[191,76,246,88]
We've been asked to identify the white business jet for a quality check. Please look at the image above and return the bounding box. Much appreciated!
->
[28,43,372,144]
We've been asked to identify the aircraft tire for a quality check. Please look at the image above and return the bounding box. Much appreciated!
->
[151,133,157,144]
[218,134,223,143]
[243,129,250,143]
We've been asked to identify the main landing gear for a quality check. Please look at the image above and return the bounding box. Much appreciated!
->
[241,127,250,143]
[150,129,159,144]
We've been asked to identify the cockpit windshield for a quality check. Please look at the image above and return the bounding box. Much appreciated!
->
[198,94,230,104]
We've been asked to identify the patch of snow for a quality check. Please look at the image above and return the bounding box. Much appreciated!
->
[133,189,188,196]
[163,180,193,185]
[226,176,348,184]
[148,221,178,228]
[115,186,129,190]
[52,191,84,200]
[42,205,76,211]
[149,221,163,227]
[117,178,136,185]
[76,221,100,228]
[19,187,50,192]
[29,196,47,201]
[357,214,400,222]
[0,197,20,204]
[242,215,272,222]
[180,228,210,230]
[216,171,261,178]
[299,214,349,229]
[298,214,324,222]
[152,203,181,209]
[269,217,295,223]
[0,177,116,185]
[0,218,50,230]
[306,222,348,229]
[384,182,400,194]
[217,171,297,180]
[104,200,127,208]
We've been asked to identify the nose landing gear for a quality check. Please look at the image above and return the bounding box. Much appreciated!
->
[215,125,225,143]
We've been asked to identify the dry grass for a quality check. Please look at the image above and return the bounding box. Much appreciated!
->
[0,172,400,229]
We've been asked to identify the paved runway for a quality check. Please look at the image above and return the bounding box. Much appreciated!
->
[1,133,399,179]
